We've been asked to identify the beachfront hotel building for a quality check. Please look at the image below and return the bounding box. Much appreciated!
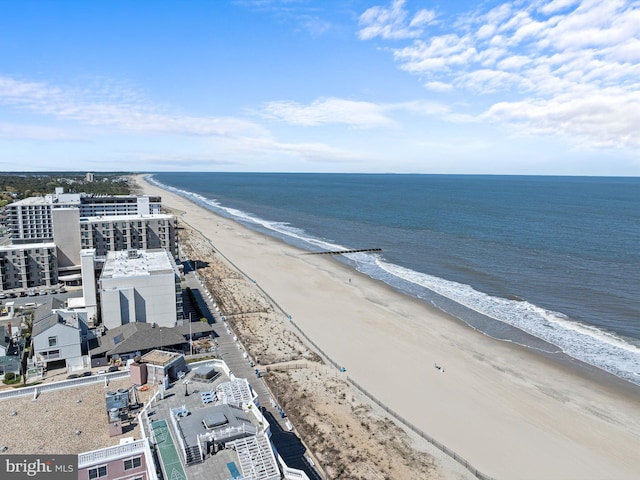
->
[99,249,182,330]
[6,189,162,244]
[0,242,58,291]
[1,189,176,293]
[79,214,177,260]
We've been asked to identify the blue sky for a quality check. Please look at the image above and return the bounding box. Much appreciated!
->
[1,0,639,175]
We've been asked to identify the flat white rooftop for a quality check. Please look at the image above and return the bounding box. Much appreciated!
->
[80,213,173,222]
[9,196,51,206]
[101,249,175,279]
[0,242,56,252]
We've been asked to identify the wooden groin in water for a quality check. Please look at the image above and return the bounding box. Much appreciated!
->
[304,248,382,256]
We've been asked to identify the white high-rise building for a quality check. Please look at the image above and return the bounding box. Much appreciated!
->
[2,190,176,293]
[0,243,57,291]
[99,249,182,330]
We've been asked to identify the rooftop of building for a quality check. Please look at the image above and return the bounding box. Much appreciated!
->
[7,196,54,207]
[145,359,280,480]
[0,352,281,480]
[79,212,174,222]
[80,194,160,202]
[90,324,187,358]
[0,241,57,252]
[32,307,81,337]
[141,349,184,367]
[0,376,150,455]
[7,193,160,208]
[101,249,176,279]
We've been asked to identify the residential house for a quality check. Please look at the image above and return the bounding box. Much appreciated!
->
[31,305,85,371]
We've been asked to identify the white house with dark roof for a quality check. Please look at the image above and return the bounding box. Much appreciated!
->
[31,302,86,371]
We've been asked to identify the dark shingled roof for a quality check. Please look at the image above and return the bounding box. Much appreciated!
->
[32,312,80,337]
[90,322,186,357]
[174,321,215,336]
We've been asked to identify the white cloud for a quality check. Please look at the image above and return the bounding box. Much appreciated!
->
[393,99,452,116]
[483,88,640,148]
[358,0,436,40]
[0,122,83,141]
[260,97,396,128]
[358,0,640,150]
[409,8,437,28]
[393,34,477,74]
[0,75,267,138]
[260,97,454,127]
[539,0,581,15]
[497,55,532,70]
[424,81,453,92]
[458,69,525,94]
[0,74,372,167]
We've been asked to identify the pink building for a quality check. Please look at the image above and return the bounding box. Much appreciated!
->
[78,438,155,480]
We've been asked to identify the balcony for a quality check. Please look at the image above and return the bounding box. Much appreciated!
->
[78,439,149,468]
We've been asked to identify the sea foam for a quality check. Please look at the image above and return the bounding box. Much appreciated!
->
[148,176,640,386]
[374,259,640,385]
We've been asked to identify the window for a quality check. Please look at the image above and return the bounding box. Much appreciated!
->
[88,466,107,479]
[48,336,57,347]
[124,457,142,470]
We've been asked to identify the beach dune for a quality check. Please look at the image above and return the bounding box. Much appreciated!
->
[138,175,640,479]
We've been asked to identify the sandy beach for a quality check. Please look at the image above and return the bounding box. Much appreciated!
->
[137,175,640,480]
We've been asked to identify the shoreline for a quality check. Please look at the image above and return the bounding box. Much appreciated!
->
[146,174,640,388]
[136,174,640,479]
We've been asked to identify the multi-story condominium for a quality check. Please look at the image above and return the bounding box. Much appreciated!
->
[77,194,161,218]
[6,189,162,246]
[99,249,183,330]
[0,243,58,290]
[6,197,55,244]
[80,214,177,260]
[1,189,175,293]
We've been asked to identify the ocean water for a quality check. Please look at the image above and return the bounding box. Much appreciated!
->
[148,173,640,385]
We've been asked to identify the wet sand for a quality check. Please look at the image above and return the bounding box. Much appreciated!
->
[137,174,640,480]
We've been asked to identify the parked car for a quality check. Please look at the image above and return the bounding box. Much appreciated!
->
[67,373,79,379]
[82,371,92,377]
[107,366,119,373]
